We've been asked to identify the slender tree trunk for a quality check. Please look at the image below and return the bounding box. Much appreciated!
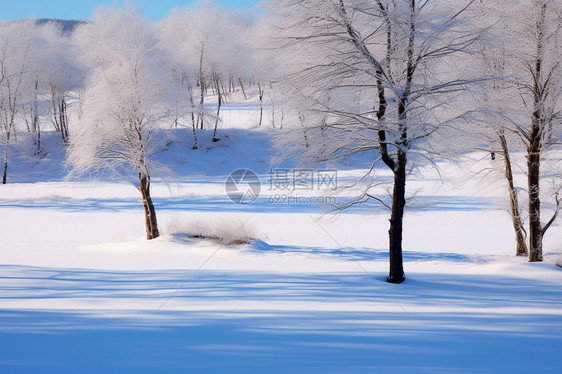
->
[139,173,159,240]
[2,159,7,185]
[32,79,40,154]
[191,112,198,149]
[528,144,542,262]
[499,133,528,256]
[187,82,198,150]
[2,131,10,185]
[199,81,205,130]
[258,82,264,127]
[36,121,41,155]
[388,150,406,283]
[199,46,205,130]
[238,77,247,100]
[212,76,222,142]
[60,98,68,144]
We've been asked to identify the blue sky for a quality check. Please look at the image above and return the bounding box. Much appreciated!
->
[0,0,261,22]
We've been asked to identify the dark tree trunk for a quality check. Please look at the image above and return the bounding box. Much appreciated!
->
[212,76,222,142]
[528,144,542,262]
[2,157,7,185]
[499,133,528,256]
[2,160,7,184]
[388,150,406,284]
[527,1,546,263]
[139,173,159,240]
[386,0,414,284]
[59,98,69,144]
[2,132,10,185]
[198,46,205,130]
[258,82,264,127]
[32,79,41,154]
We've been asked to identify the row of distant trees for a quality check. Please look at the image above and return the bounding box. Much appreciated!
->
[0,2,270,184]
[0,19,78,183]
[0,0,560,281]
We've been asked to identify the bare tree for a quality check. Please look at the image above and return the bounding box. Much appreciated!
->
[524,0,562,262]
[35,21,84,145]
[270,0,484,283]
[158,1,259,141]
[476,0,562,261]
[0,20,36,184]
[472,40,530,257]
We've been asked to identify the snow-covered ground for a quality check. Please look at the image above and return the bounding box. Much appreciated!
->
[1,102,561,373]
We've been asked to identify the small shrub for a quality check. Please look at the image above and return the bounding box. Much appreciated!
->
[166,215,257,245]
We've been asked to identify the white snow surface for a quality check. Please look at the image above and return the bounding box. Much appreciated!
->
[1,102,561,373]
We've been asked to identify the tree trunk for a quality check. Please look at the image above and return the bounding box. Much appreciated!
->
[199,46,205,130]
[187,82,198,150]
[191,112,198,149]
[258,82,264,127]
[238,77,247,100]
[527,0,546,263]
[212,76,222,142]
[32,79,40,154]
[60,98,68,144]
[139,173,159,240]
[499,133,528,256]
[388,150,406,284]
[528,145,542,262]
[2,131,10,185]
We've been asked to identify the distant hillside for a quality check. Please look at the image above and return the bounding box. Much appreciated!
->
[35,19,85,35]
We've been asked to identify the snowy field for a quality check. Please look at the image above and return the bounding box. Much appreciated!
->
[1,104,562,373]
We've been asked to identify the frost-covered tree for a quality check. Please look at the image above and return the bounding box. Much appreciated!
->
[269,0,484,283]
[19,21,83,153]
[158,0,258,143]
[518,0,562,262]
[475,0,562,261]
[69,6,174,239]
[0,20,37,184]
[41,22,83,144]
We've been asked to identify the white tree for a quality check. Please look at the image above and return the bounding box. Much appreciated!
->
[158,0,258,144]
[0,20,37,184]
[18,21,84,154]
[41,22,83,144]
[476,0,562,262]
[268,0,484,283]
[69,6,174,239]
